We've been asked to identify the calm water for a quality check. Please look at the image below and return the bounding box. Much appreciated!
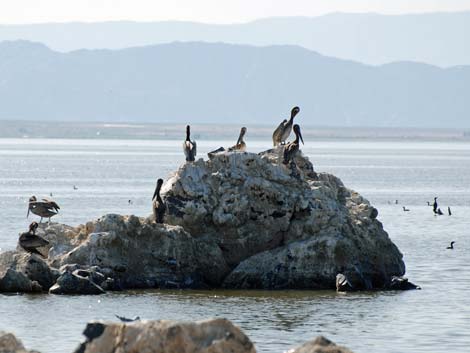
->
[0,138,469,353]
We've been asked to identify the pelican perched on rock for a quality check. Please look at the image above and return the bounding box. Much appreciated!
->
[272,106,300,146]
[283,124,304,165]
[19,222,49,257]
[152,179,165,224]
[27,196,60,223]
[228,127,247,152]
[183,125,197,162]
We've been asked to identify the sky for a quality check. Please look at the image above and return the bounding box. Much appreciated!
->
[1,0,470,24]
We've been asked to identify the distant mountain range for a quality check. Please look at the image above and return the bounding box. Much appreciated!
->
[1,12,470,67]
[0,40,468,128]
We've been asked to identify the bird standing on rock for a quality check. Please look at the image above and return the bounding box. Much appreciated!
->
[27,196,60,223]
[283,124,304,165]
[183,125,197,162]
[19,222,49,257]
[152,179,166,224]
[273,106,300,146]
[228,127,247,152]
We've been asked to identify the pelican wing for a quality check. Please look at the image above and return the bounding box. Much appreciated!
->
[272,121,286,146]
[20,234,49,248]
[42,198,60,211]
[191,140,197,157]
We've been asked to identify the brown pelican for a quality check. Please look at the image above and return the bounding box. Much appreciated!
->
[152,179,165,224]
[283,124,304,164]
[272,106,300,146]
[183,125,197,162]
[228,127,247,152]
[27,196,60,223]
[19,222,49,257]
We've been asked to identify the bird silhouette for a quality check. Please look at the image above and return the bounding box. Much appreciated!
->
[447,241,455,250]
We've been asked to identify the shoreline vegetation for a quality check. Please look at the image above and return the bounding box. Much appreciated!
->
[0,120,469,141]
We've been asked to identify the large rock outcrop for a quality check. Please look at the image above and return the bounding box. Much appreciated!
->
[0,148,412,293]
[0,331,38,353]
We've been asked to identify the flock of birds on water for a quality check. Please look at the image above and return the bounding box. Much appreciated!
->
[16,105,457,257]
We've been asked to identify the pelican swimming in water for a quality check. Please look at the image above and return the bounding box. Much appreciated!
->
[183,125,197,162]
[27,196,60,223]
[152,179,165,224]
[228,127,247,152]
[447,241,455,250]
[283,124,304,165]
[272,106,300,146]
[19,222,49,257]
[403,206,410,212]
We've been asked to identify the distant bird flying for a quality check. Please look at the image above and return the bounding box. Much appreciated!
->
[27,196,60,223]
[183,125,197,162]
[447,241,455,250]
[19,222,49,257]
[152,178,165,224]
[115,315,140,322]
[273,106,300,146]
[228,127,247,152]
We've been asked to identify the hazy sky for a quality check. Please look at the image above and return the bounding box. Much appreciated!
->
[1,0,470,24]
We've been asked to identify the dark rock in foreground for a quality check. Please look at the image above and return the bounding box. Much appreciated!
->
[0,148,417,293]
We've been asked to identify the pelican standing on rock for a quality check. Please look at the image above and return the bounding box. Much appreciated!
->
[27,196,60,223]
[19,222,49,257]
[152,179,165,224]
[283,124,304,165]
[183,125,197,162]
[273,106,300,146]
[228,127,247,152]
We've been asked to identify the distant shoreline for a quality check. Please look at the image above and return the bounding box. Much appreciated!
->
[0,120,469,141]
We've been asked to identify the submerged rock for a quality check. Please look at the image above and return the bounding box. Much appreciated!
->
[287,336,353,353]
[73,318,255,353]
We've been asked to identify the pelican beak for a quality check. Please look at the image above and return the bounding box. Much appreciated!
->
[27,208,30,218]
[299,131,304,145]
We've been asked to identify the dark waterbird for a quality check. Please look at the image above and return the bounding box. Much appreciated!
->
[183,125,197,162]
[402,206,410,212]
[283,124,304,165]
[437,208,444,215]
[447,241,455,250]
[448,206,452,216]
[115,315,140,322]
[152,178,165,224]
[19,222,49,257]
[433,197,438,214]
[228,127,247,152]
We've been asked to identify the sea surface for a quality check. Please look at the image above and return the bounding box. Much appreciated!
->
[0,137,469,353]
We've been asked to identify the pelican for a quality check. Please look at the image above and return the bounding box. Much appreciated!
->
[283,124,304,165]
[152,179,165,224]
[228,127,247,152]
[447,241,455,250]
[272,106,300,146]
[183,125,197,162]
[27,196,60,223]
[403,206,410,212]
[19,222,49,257]
[433,197,438,214]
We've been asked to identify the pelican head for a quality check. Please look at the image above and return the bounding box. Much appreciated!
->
[293,124,304,145]
[152,178,164,201]
[27,195,37,218]
[186,125,191,141]
[291,106,300,119]
[29,221,39,234]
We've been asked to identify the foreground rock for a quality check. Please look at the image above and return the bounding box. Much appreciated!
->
[0,148,417,293]
[0,331,38,353]
[74,318,255,353]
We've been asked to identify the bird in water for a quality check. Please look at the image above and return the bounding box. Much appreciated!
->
[448,206,452,216]
[228,127,247,152]
[402,206,410,212]
[437,208,444,215]
[115,314,140,322]
[433,197,438,214]
[19,222,49,257]
[183,125,197,162]
[272,106,300,146]
[283,124,304,165]
[152,179,165,224]
[27,196,60,223]
[447,241,455,250]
